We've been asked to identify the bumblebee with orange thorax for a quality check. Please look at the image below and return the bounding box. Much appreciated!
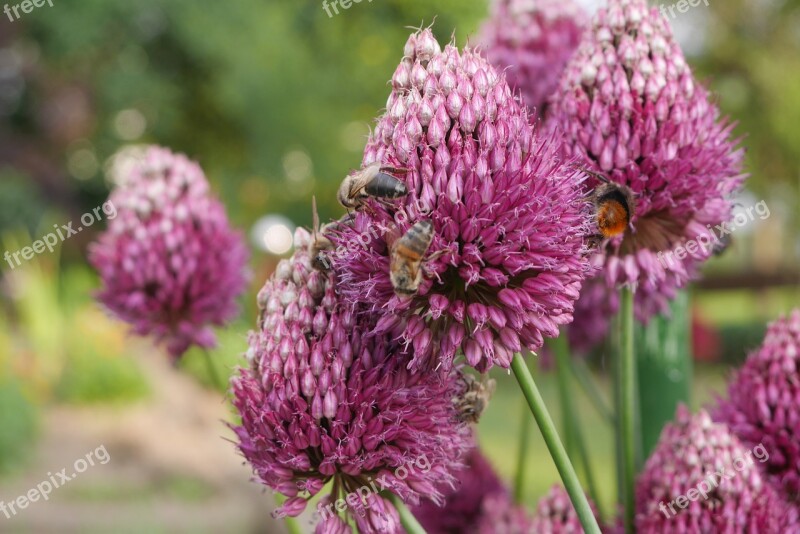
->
[583,169,636,242]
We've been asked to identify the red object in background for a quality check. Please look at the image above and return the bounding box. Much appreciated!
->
[692,307,721,362]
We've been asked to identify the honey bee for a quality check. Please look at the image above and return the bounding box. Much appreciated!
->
[389,219,435,298]
[337,162,409,210]
[583,168,636,242]
[308,196,347,271]
[454,374,496,424]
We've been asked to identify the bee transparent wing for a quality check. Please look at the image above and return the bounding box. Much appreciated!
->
[312,195,321,236]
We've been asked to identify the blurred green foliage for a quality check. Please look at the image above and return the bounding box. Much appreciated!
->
[0,169,46,236]
[1,232,149,405]
[18,0,489,229]
[0,378,39,475]
[178,325,250,393]
[55,344,149,405]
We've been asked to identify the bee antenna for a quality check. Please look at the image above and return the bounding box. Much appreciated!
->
[576,165,610,183]
[311,196,320,236]
[405,20,425,32]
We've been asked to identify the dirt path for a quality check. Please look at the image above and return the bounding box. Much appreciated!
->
[0,349,300,534]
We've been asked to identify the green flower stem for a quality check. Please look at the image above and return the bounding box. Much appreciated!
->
[552,336,576,458]
[510,353,601,534]
[201,348,224,391]
[572,411,601,519]
[570,357,614,426]
[618,287,638,533]
[637,289,692,458]
[513,393,532,502]
[389,493,427,534]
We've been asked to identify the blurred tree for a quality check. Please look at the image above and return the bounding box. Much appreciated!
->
[10,0,489,232]
[1,0,797,274]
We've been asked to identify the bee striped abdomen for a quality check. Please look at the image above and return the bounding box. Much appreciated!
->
[364,172,408,199]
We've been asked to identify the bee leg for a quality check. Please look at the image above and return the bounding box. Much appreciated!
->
[587,234,605,250]
[380,165,411,176]
[426,247,450,263]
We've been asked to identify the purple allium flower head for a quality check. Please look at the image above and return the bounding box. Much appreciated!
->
[332,29,593,372]
[714,310,800,502]
[89,146,249,360]
[636,406,797,533]
[231,229,472,532]
[531,484,602,533]
[412,448,533,534]
[567,274,618,356]
[547,0,745,330]
[480,0,587,118]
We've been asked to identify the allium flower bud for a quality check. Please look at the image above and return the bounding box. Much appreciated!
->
[636,406,796,533]
[547,0,745,331]
[412,448,534,534]
[89,146,249,360]
[531,484,602,533]
[714,310,800,502]
[232,229,471,532]
[480,0,587,117]
[333,29,593,372]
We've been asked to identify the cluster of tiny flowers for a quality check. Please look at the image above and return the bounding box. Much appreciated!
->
[480,0,587,117]
[531,485,603,533]
[332,29,592,372]
[566,272,617,356]
[715,310,800,501]
[547,0,744,338]
[412,448,534,533]
[231,229,471,533]
[636,406,793,533]
[89,146,249,359]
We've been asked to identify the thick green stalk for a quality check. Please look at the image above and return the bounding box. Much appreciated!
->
[389,494,427,534]
[570,357,614,425]
[571,412,601,519]
[513,394,532,502]
[552,336,576,458]
[510,353,601,534]
[637,290,692,458]
[618,287,638,533]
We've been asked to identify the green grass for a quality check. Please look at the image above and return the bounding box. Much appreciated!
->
[477,362,728,522]
[694,287,798,325]
[64,474,215,503]
[55,348,150,405]
[0,378,39,476]
[179,325,251,392]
